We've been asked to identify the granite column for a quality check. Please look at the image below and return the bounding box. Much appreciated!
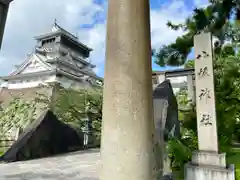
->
[0,0,13,49]
[100,0,155,180]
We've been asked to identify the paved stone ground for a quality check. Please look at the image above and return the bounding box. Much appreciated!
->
[0,149,100,180]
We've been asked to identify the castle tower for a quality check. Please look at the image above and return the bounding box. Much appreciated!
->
[0,21,102,89]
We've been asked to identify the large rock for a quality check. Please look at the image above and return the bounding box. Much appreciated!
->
[153,79,180,139]
[0,110,84,162]
[153,79,180,177]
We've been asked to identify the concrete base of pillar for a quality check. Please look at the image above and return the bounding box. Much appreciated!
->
[185,151,235,180]
[191,151,226,167]
[185,163,235,180]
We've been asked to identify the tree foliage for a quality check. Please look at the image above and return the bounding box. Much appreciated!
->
[184,59,195,69]
[0,97,48,139]
[52,86,103,140]
[0,86,103,146]
[214,55,240,150]
[153,0,240,67]
[168,47,240,178]
[162,6,240,175]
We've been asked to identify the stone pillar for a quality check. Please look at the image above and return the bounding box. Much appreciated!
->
[187,75,195,105]
[100,0,155,180]
[0,0,13,49]
[153,99,168,177]
[195,33,218,152]
[157,74,166,84]
[185,33,235,180]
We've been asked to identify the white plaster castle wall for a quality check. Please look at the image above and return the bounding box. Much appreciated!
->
[1,75,57,89]
[1,74,100,90]
[58,65,84,77]
[55,76,94,90]
[21,62,47,74]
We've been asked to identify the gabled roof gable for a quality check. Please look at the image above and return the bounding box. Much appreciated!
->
[10,53,53,76]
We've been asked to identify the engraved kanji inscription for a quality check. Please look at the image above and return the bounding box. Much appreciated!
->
[202,51,209,57]
[198,67,209,77]
[200,114,212,126]
[196,50,210,60]
[199,88,211,100]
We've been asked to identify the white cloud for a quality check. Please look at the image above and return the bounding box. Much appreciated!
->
[0,0,209,77]
[78,22,106,65]
[150,0,191,49]
[193,0,210,8]
[0,0,104,75]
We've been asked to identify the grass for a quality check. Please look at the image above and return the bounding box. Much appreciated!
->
[227,148,240,179]
[0,147,6,157]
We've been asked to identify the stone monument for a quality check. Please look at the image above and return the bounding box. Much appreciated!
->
[153,79,180,177]
[185,33,235,180]
[100,0,156,180]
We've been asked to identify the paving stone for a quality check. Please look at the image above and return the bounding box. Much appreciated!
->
[0,149,100,180]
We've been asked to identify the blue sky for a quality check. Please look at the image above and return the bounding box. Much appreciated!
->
[87,0,206,77]
[0,0,208,78]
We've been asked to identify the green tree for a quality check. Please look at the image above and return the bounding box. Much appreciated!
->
[184,60,195,69]
[214,55,240,150]
[153,0,240,67]
[154,3,240,177]
[0,86,103,149]
[0,96,48,153]
[0,97,47,138]
[52,86,103,143]
[168,49,240,179]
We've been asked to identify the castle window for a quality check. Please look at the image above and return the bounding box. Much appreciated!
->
[42,37,56,45]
